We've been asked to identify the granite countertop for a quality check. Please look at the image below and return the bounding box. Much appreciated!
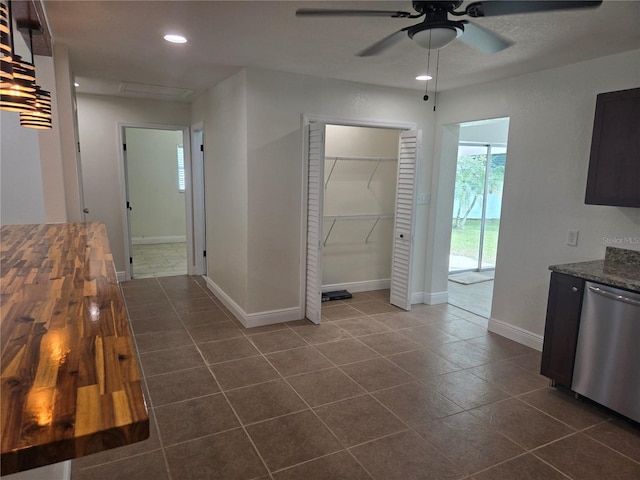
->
[549,247,640,293]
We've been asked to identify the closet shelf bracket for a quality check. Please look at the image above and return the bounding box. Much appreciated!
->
[367,160,381,189]
[324,158,338,189]
[322,214,394,246]
[323,218,337,246]
[365,217,380,243]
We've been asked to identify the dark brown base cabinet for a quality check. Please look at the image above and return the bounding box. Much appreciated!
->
[540,272,585,387]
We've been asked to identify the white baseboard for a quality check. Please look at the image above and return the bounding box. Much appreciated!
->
[322,279,390,293]
[204,276,303,328]
[117,271,126,282]
[246,307,304,328]
[132,235,186,245]
[488,317,544,352]
[420,291,449,305]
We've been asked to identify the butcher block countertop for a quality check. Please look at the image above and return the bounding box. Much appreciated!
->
[0,223,149,475]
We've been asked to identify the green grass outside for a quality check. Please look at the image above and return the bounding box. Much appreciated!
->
[450,219,500,266]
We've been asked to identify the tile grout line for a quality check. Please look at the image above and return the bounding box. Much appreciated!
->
[158,278,277,480]
[91,276,636,480]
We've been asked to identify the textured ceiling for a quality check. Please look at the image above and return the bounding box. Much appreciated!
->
[43,1,640,101]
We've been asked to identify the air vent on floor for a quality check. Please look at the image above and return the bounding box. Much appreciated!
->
[118,82,194,100]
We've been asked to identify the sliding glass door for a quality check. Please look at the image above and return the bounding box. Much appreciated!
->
[449,142,506,273]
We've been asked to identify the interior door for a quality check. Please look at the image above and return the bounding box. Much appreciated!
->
[390,130,421,310]
[305,122,326,324]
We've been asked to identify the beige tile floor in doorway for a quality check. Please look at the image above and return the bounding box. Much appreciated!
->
[448,280,494,319]
[71,277,640,480]
[131,243,187,279]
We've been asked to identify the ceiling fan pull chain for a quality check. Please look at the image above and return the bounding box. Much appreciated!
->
[433,50,440,112]
[423,31,432,102]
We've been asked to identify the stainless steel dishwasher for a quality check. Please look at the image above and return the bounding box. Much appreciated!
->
[572,281,640,422]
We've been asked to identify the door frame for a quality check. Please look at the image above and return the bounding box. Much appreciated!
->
[191,122,206,276]
[300,115,417,320]
[117,122,203,281]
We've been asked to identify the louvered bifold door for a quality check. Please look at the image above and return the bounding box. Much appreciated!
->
[305,122,326,324]
[390,130,421,310]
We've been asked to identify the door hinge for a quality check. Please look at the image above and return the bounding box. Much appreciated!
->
[77,142,81,153]
[123,143,127,151]
[129,256,133,264]
[200,144,204,152]
[203,250,206,257]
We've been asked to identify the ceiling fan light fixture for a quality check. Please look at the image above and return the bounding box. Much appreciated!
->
[164,34,187,44]
[411,26,462,50]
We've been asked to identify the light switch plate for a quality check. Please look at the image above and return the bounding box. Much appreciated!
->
[567,229,579,246]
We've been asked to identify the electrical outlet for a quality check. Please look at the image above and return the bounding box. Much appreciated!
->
[567,229,579,246]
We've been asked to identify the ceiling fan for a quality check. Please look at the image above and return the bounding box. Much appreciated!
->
[296,1,603,56]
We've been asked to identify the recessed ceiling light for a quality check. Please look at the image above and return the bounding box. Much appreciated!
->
[416,75,433,81]
[164,34,187,44]
[74,82,79,87]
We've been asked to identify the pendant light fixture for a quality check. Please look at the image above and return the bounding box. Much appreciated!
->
[18,19,51,129]
[0,0,37,113]
[0,0,17,106]
[20,85,50,128]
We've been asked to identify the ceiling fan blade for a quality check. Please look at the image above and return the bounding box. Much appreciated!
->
[465,1,602,17]
[459,21,513,54]
[296,9,414,18]
[357,28,409,57]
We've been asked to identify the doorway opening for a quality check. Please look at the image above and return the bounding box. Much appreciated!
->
[120,123,205,281]
[447,117,509,317]
[303,118,420,324]
[124,127,186,279]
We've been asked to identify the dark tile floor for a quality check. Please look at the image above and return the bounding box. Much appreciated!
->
[71,276,640,480]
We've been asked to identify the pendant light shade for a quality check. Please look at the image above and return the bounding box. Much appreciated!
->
[20,85,51,129]
[0,0,53,124]
[0,1,12,89]
[1,2,36,113]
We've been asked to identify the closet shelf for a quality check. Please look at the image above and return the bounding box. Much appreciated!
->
[324,156,398,162]
[322,214,394,246]
[323,214,394,221]
[324,156,398,189]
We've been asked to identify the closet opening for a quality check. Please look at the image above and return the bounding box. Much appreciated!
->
[322,125,399,301]
[304,119,421,324]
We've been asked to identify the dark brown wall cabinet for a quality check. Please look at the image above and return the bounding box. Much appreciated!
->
[585,87,640,208]
[540,272,585,387]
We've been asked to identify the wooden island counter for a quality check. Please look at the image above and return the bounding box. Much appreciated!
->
[1,223,149,476]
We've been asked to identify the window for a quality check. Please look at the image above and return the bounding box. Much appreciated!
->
[177,144,185,192]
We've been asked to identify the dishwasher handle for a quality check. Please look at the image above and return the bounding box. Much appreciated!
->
[588,285,640,307]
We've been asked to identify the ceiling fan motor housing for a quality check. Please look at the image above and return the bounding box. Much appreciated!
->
[408,2,466,51]
[412,1,463,15]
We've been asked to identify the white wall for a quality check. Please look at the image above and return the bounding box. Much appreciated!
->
[191,71,249,309]
[34,55,67,223]
[53,44,84,222]
[431,49,640,347]
[126,128,186,242]
[323,125,399,287]
[244,68,434,314]
[0,31,54,225]
[0,111,46,225]
[76,94,191,272]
